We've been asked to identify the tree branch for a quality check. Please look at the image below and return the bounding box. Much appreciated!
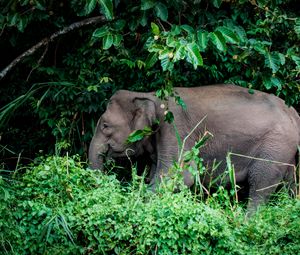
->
[0,16,106,80]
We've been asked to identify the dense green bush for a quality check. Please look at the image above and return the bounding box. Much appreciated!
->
[1,156,299,254]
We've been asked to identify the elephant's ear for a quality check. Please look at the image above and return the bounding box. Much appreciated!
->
[132,97,156,130]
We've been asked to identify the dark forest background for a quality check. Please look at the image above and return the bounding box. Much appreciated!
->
[0,0,299,168]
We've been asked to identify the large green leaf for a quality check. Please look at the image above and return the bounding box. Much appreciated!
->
[112,19,126,30]
[216,26,239,44]
[263,76,282,90]
[151,22,160,35]
[155,2,168,21]
[278,53,286,65]
[173,45,186,61]
[264,52,281,73]
[102,33,114,49]
[294,19,300,37]
[145,52,158,69]
[99,0,114,20]
[158,49,171,60]
[126,126,153,144]
[92,26,109,38]
[291,55,300,67]
[84,0,97,15]
[166,36,178,47]
[197,30,209,51]
[186,42,203,69]
[233,25,247,42]
[160,56,173,72]
[113,34,122,46]
[17,18,27,32]
[212,0,222,8]
[181,25,195,35]
[209,31,227,52]
[141,0,155,10]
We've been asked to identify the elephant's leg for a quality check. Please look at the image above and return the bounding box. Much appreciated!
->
[283,159,297,197]
[149,159,195,191]
[148,159,172,191]
[246,152,294,215]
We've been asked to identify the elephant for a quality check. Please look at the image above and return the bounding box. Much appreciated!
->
[89,84,300,213]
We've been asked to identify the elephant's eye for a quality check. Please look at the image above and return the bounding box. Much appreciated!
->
[102,123,109,129]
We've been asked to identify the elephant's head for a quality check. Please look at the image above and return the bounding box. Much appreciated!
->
[88,90,159,170]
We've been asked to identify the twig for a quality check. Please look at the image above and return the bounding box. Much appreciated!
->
[228,152,296,168]
[178,115,207,163]
[256,182,284,192]
[228,152,298,197]
[26,43,49,81]
[0,16,106,80]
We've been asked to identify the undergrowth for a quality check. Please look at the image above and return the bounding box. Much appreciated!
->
[0,155,299,254]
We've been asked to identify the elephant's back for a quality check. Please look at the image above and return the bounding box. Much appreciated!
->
[173,84,299,140]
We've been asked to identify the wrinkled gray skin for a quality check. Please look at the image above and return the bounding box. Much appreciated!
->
[89,84,300,213]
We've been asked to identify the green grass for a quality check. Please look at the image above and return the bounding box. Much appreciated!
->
[0,155,299,254]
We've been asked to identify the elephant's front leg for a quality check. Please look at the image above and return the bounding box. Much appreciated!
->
[149,137,194,190]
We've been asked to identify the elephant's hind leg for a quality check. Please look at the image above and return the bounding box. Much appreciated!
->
[246,150,294,215]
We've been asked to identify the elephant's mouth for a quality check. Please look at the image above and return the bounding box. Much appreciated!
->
[107,145,136,159]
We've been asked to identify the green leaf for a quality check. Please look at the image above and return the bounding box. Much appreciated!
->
[158,49,170,60]
[166,36,177,47]
[209,31,227,52]
[278,53,285,65]
[212,0,222,8]
[216,26,239,44]
[197,30,209,51]
[9,14,19,26]
[127,126,153,144]
[136,60,145,69]
[92,26,109,38]
[99,0,114,20]
[145,52,158,69]
[291,55,300,67]
[151,22,160,35]
[175,96,187,110]
[237,50,251,61]
[84,0,97,15]
[155,2,168,21]
[113,19,126,30]
[103,33,114,49]
[181,25,195,35]
[173,122,183,150]
[164,111,174,123]
[141,0,155,10]
[113,34,122,46]
[226,153,236,190]
[233,26,247,42]
[264,52,281,73]
[173,45,186,61]
[160,57,173,72]
[186,42,203,69]
[17,18,27,32]
[271,77,282,90]
[140,11,148,26]
[120,59,135,69]
[263,76,282,90]
[294,19,300,37]
[194,131,213,149]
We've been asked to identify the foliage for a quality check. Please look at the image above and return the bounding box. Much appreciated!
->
[1,156,300,254]
[0,0,299,164]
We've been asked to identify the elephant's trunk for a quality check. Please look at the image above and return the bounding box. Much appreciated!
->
[88,136,108,170]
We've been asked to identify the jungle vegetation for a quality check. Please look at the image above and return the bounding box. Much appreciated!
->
[0,0,299,254]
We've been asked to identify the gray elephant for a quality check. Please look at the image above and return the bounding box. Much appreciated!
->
[89,84,300,213]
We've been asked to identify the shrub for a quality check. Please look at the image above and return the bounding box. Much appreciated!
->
[1,156,299,254]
